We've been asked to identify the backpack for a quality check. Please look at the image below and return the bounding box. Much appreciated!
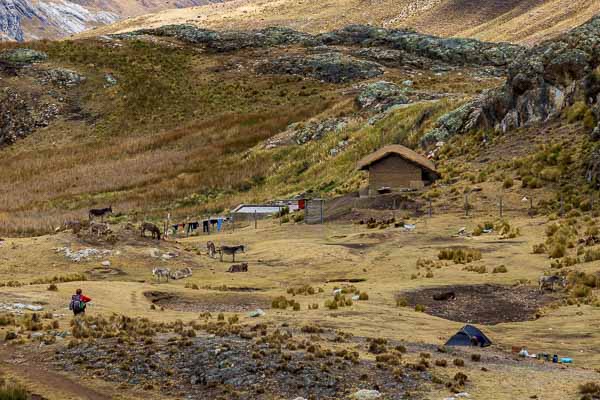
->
[70,295,86,313]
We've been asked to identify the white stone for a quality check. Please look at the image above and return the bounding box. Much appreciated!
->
[352,389,382,400]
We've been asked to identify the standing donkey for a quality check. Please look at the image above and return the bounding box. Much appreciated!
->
[89,206,113,221]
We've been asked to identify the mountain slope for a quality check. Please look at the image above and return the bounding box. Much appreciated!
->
[0,0,219,41]
[86,0,600,44]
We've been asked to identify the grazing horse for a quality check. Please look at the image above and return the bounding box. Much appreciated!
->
[89,206,113,221]
[207,241,217,258]
[90,222,111,237]
[152,267,171,283]
[141,222,161,240]
[218,245,245,262]
[170,267,193,280]
[227,263,248,273]
[539,275,567,292]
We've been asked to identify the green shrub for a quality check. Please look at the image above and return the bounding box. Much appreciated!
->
[532,243,547,254]
[503,177,513,189]
[415,304,426,312]
[0,381,27,400]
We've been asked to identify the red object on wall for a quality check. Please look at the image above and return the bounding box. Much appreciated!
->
[298,199,306,210]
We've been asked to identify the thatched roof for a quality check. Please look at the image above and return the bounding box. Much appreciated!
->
[357,144,437,173]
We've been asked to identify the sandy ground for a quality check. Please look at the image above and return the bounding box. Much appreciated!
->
[0,212,599,399]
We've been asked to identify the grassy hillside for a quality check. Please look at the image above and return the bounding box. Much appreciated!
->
[0,34,493,235]
[84,0,600,44]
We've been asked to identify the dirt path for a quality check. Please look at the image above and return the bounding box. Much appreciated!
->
[0,347,112,400]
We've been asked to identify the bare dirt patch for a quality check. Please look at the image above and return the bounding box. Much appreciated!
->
[144,290,270,313]
[402,284,560,325]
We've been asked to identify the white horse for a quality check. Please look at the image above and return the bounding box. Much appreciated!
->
[152,267,171,283]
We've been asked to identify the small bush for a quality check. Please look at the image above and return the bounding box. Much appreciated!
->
[503,177,514,189]
[548,243,566,259]
[438,248,482,264]
[47,284,58,291]
[435,359,447,367]
[532,243,547,254]
[396,297,408,307]
[471,354,481,362]
[0,381,27,400]
[492,265,508,273]
[453,358,465,367]
[358,292,369,301]
[415,304,426,312]
[579,382,600,395]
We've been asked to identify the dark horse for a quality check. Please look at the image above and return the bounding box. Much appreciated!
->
[89,206,112,221]
[141,222,161,240]
[219,245,245,262]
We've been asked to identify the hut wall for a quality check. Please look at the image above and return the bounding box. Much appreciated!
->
[368,154,423,193]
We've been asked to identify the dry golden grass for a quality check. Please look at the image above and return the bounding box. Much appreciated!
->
[83,0,600,44]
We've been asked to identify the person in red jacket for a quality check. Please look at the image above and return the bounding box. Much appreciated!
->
[69,288,91,316]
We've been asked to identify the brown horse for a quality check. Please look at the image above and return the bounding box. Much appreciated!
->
[141,222,161,240]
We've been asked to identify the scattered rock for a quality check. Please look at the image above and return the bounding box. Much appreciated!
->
[101,260,111,267]
[352,389,382,399]
[41,68,86,87]
[55,247,112,262]
[248,308,266,317]
[104,73,118,87]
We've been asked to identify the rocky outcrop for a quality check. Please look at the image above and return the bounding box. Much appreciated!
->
[125,24,524,68]
[123,25,316,52]
[318,25,524,67]
[0,48,48,69]
[265,117,349,148]
[421,14,600,146]
[0,88,60,147]
[40,68,86,87]
[256,53,383,83]
[355,81,410,112]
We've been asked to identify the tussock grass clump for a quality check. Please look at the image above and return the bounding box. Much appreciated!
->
[453,358,465,367]
[583,248,600,263]
[532,243,547,254]
[438,248,481,264]
[415,304,426,312]
[30,274,87,285]
[287,285,316,296]
[463,265,487,274]
[185,283,199,290]
[471,354,481,362]
[396,297,408,307]
[367,338,388,354]
[579,381,600,397]
[0,314,15,326]
[435,359,447,367]
[492,265,508,273]
[271,296,300,310]
[0,378,27,400]
[47,284,58,291]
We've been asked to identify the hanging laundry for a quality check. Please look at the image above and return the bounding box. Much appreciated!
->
[217,218,223,232]
[203,220,210,233]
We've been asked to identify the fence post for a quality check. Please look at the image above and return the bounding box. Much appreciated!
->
[499,196,503,218]
[591,193,595,213]
[320,200,324,225]
[560,193,564,217]
[279,206,282,226]
[429,198,433,218]
[254,210,257,229]
[464,193,470,217]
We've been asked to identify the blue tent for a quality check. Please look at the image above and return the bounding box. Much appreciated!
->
[445,324,492,347]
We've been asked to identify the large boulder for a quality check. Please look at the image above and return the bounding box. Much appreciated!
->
[256,53,384,83]
[0,48,47,68]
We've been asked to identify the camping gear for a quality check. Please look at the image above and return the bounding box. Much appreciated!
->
[445,325,492,347]
[552,355,558,363]
[560,357,572,364]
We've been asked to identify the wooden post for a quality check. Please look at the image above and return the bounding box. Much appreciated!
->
[464,193,470,217]
[429,198,433,218]
[320,200,324,225]
[499,196,503,218]
[560,193,564,217]
[254,210,257,229]
[279,206,282,226]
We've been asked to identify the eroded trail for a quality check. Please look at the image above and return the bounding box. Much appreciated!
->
[0,347,113,400]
